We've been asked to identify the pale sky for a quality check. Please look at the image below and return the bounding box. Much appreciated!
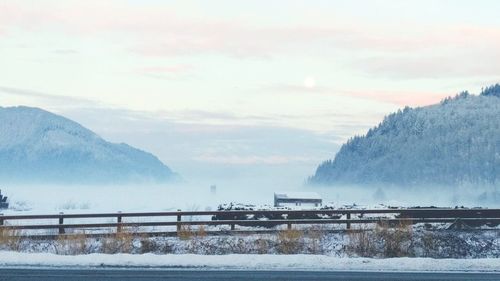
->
[1,0,500,185]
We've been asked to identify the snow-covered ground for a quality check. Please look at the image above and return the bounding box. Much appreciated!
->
[0,252,499,272]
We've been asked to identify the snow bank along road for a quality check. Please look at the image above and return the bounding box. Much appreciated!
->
[0,252,499,272]
[1,269,500,281]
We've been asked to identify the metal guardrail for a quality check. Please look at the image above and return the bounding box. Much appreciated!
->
[0,208,499,237]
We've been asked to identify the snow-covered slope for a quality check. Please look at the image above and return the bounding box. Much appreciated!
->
[0,106,177,184]
[309,84,500,187]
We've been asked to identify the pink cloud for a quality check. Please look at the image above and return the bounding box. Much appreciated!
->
[262,83,447,107]
[1,0,500,65]
[0,1,186,39]
[343,90,448,107]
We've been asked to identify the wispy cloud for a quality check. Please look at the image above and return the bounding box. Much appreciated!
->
[53,106,341,181]
[263,83,332,94]
[139,65,194,75]
[52,49,79,55]
[1,84,379,138]
[355,52,500,79]
[340,89,448,107]
[195,154,316,165]
[261,83,447,107]
[0,86,97,106]
[2,1,498,62]
[137,64,195,80]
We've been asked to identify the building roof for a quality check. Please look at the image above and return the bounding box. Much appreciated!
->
[274,192,322,200]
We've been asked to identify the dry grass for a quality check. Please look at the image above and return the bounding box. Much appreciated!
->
[138,234,173,254]
[255,237,270,254]
[375,219,414,257]
[138,234,155,254]
[347,220,414,257]
[347,225,377,257]
[136,232,155,254]
[54,231,89,255]
[196,225,207,237]
[305,226,324,254]
[177,224,206,240]
[101,230,135,254]
[177,224,194,240]
[0,227,22,251]
[420,231,439,257]
[276,228,304,254]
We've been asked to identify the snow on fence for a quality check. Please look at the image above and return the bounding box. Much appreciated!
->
[0,208,499,237]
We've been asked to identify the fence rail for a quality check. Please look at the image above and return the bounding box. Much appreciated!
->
[1,208,499,237]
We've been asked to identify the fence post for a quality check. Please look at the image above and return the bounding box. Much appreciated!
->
[117,211,122,233]
[58,212,65,234]
[346,213,351,230]
[287,223,292,230]
[231,223,235,230]
[176,209,182,232]
[0,213,3,226]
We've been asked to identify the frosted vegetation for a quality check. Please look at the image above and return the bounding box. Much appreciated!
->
[310,84,500,188]
[1,225,499,259]
[0,106,176,184]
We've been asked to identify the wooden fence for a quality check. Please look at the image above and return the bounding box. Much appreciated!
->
[0,208,499,237]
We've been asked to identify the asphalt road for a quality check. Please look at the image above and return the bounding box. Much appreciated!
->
[1,268,499,281]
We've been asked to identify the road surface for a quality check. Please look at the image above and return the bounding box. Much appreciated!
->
[0,268,499,281]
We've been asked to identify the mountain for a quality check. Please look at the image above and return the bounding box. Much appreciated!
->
[0,106,177,184]
[309,84,500,187]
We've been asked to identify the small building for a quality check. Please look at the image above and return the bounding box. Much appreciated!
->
[274,192,322,208]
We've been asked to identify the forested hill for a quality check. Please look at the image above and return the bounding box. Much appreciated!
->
[309,84,500,186]
[0,106,177,184]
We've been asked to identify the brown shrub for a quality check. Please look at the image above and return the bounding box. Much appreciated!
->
[376,219,413,257]
[177,224,194,240]
[138,234,173,254]
[276,229,303,254]
[196,225,207,238]
[347,220,414,258]
[346,226,377,257]
[54,232,89,255]
[420,231,439,257]
[0,227,22,251]
[305,226,324,254]
[255,237,270,254]
[101,230,134,254]
[138,233,154,254]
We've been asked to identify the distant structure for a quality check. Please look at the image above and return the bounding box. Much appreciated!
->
[0,189,8,209]
[210,185,217,195]
[274,192,322,208]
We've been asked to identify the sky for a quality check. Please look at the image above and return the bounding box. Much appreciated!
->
[1,0,500,186]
